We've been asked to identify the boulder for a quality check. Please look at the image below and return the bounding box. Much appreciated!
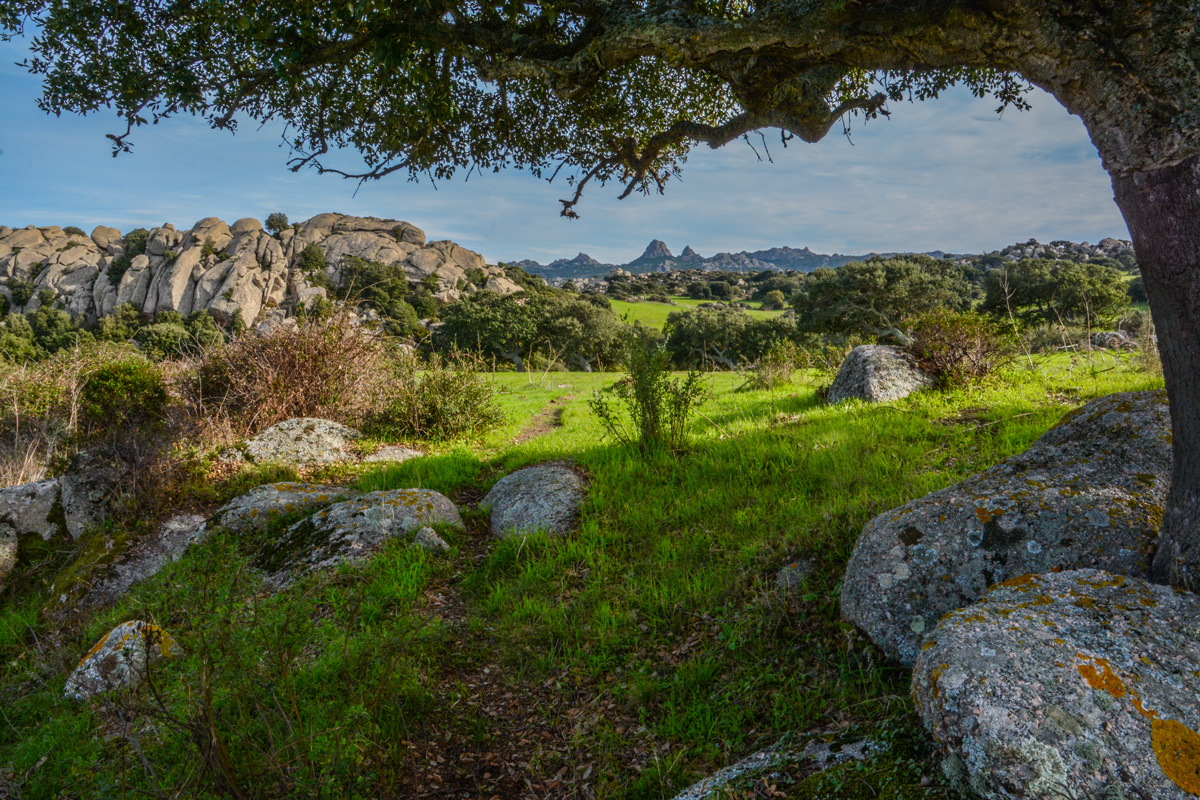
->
[83,514,207,607]
[914,570,1200,800]
[256,489,463,585]
[360,445,423,464]
[241,418,361,465]
[59,449,129,538]
[64,620,181,701]
[0,479,64,541]
[842,390,1170,665]
[1092,330,1139,350]
[483,463,586,539]
[826,345,934,404]
[204,482,349,534]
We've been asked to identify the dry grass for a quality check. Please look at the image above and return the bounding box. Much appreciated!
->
[186,312,391,437]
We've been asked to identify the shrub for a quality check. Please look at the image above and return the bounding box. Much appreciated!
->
[123,227,149,257]
[63,226,86,237]
[265,212,289,236]
[589,330,708,454]
[191,311,389,434]
[8,279,34,308]
[761,289,787,310]
[742,340,802,390]
[97,303,146,342]
[106,254,131,286]
[201,237,218,258]
[133,322,191,360]
[906,309,1014,388]
[79,357,168,432]
[364,350,504,440]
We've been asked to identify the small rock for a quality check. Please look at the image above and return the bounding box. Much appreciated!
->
[361,445,423,464]
[0,479,63,541]
[841,390,1169,665]
[827,345,934,404]
[413,526,449,553]
[64,620,181,701]
[483,463,586,539]
[257,488,463,586]
[241,418,361,465]
[914,569,1200,800]
[776,560,813,592]
[204,482,349,534]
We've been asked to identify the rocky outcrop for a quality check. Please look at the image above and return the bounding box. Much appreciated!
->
[204,482,351,534]
[914,570,1200,800]
[237,418,361,466]
[64,620,181,701]
[826,345,934,405]
[841,391,1169,665]
[82,514,206,608]
[483,463,587,539]
[0,214,518,331]
[256,489,463,586]
[59,449,129,538]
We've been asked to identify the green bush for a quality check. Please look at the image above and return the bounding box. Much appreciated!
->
[97,303,145,342]
[133,322,190,360]
[364,350,504,440]
[590,330,708,454]
[742,340,802,390]
[106,254,131,286]
[79,357,168,431]
[63,226,86,237]
[8,279,34,308]
[761,289,787,310]
[123,227,149,257]
[906,309,1015,388]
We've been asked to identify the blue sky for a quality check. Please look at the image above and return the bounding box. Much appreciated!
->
[0,37,1129,266]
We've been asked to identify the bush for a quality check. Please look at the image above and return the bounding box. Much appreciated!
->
[906,309,1014,388]
[133,322,191,360]
[63,226,86,237]
[589,330,708,454]
[742,341,801,390]
[761,289,787,310]
[123,227,149,257]
[192,312,389,434]
[106,254,131,286]
[265,212,289,236]
[364,350,504,440]
[97,303,146,342]
[80,357,168,432]
[8,279,34,308]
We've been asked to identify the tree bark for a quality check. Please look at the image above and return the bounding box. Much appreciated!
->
[1111,156,1200,587]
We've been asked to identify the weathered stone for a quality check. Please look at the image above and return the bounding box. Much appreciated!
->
[59,449,130,538]
[484,463,586,539]
[842,391,1170,666]
[258,489,463,585]
[204,482,349,534]
[241,418,361,465]
[64,620,181,701]
[3,228,45,249]
[776,559,813,592]
[229,218,262,236]
[0,479,63,541]
[485,275,524,296]
[0,524,16,587]
[827,345,934,404]
[1092,330,1139,350]
[83,514,207,607]
[914,569,1200,800]
[670,736,877,800]
[413,526,450,553]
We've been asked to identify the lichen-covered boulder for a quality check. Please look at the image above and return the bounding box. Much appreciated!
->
[914,570,1200,800]
[842,390,1169,665]
[81,514,207,608]
[59,448,129,538]
[826,345,934,405]
[204,482,349,534]
[257,489,463,585]
[64,620,181,701]
[239,418,361,465]
[0,479,63,541]
[1092,330,1139,350]
[483,463,586,539]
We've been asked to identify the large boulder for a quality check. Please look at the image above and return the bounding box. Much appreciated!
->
[0,479,64,541]
[827,345,934,405]
[239,418,361,465]
[59,449,130,538]
[64,620,181,701]
[841,390,1169,665]
[256,489,463,586]
[914,569,1200,800]
[204,482,350,534]
[483,463,586,539]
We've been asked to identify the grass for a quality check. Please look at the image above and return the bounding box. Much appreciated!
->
[609,296,784,329]
[0,352,1163,799]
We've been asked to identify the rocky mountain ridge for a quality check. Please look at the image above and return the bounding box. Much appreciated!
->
[514,236,1134,281]
[0,214,520,330]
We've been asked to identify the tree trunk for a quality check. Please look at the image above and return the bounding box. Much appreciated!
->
[1111,155,1200,587]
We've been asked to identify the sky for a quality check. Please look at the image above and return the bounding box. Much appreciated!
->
[0,38,1130,266]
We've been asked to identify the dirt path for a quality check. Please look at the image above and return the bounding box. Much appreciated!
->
[513,395,574,445]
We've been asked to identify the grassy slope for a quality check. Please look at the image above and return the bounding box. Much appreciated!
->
[0,354,1162,799]
[609,296,783,329]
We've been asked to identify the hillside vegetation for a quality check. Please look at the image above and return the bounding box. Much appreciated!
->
[0,345,1161,799]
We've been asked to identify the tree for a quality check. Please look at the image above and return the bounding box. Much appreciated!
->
[793,256,972,340]
[980,259,1131,327]
[7,2,1200,582]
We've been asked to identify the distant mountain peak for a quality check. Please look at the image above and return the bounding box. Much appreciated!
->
[637,239,673,261]
[681,245,701,259]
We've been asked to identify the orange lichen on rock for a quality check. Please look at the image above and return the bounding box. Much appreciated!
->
[1152,718,1200,796]
[999,574,1037,589]
[1077,658,1126,698]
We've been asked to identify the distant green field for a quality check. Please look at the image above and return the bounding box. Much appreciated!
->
[609,295,785,328]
